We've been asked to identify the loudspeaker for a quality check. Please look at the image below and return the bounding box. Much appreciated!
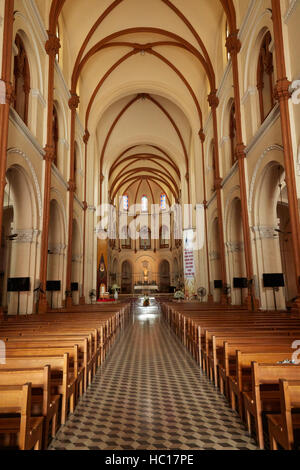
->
[46,281,61,292]
[214,280,223,289]
[71,282,79,292]
[263,273,285,288]
[7,278,30,292]
[233,277,248,289]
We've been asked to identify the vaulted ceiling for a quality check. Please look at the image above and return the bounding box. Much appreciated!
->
[41,0,239,204]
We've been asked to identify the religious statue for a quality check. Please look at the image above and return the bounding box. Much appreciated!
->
[143,267,148,284]
[97,254,107,299]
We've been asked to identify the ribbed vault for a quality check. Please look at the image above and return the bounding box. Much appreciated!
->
[43,0,237,207]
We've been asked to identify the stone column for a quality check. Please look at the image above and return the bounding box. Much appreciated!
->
[79,130,89,305]
[226,31,260,311]
[38,32,60,313]
[65,93,80,308]
[271,0,300,313]
[0,0,14,316]
[199,129,213,303]
[208,91,229,304]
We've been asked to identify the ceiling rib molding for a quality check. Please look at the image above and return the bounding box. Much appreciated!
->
[109,146,180,178]
[100,94,189,173]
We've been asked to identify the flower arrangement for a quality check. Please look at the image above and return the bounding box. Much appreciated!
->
[143,295,150,307]
[174,290,185,300]
[112,284,120,292]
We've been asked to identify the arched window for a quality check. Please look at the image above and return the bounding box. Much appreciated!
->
[229,102,237,166]
[257,31,274,123]
[122,195,129,212]
[13,34,30,125]
[140,226,151,250]
[160,194,167,211]
[56,24,60,63]
[141,195,148,213]
[225,21,230,62]
[160,225,169,249]
[52,106,59,167]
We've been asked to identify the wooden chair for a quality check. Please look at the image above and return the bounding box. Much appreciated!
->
[267,380,300,450]
[0,383,44,450]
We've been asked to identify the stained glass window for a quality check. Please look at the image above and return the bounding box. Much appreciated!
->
[160,194,167,211]
[141,195,148,213]
[123,195,129,211]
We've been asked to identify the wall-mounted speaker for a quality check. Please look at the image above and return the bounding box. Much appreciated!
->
[214,280,223,289]
[46,281,61,292]
[7,278,30,292]
[263,273,285,288]
[233,278,248,289]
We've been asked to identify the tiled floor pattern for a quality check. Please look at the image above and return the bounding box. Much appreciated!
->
[49,301,258,450]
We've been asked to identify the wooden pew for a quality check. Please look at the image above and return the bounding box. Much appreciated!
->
[161,301,300,452]
[209,335,296,385]
[5,341,85,396]
[218,338,297,396]
[243,362,300,449]
[0,353,73,425]
[0,304,130,448]
[228,350,295,419]
[0,366,59,449]
[267,379,300,450]
[0,383,44,450]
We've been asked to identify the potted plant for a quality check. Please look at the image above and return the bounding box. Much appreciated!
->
[174,290,185,302]
[112,284,120,301]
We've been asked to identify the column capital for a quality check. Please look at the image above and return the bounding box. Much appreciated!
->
[214,177,223,190]
[265,62,274,76]
[83,129,90,144]
[257,81,264,91]
[208,90,219,109]
[274,78,292,102]
[68,179,76,193]
[45,31,60,57]
[199,129,205,143]
[236,142,247,161]
[68,93,80,111]
[226,30,241,56]
[0,176,7,188]
[44,145,55,163]
[4,81,14,105]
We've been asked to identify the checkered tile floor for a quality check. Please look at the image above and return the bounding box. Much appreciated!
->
[49,300,258,450]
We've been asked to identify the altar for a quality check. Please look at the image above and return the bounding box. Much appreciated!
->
[134,285,159,294]
[132,262,159,294]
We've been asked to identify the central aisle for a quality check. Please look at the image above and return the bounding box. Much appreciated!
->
[49,300,257,450]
